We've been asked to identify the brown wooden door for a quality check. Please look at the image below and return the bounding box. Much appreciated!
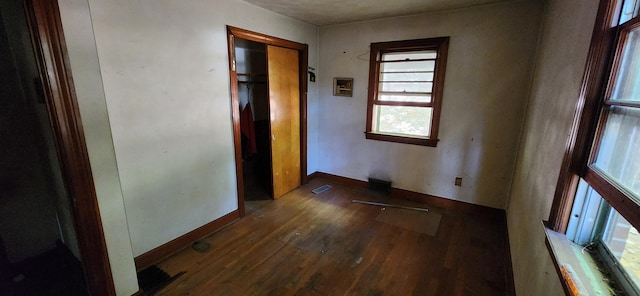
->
[267,45,300,198]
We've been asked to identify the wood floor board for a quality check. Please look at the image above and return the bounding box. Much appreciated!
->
[155,178,514,295]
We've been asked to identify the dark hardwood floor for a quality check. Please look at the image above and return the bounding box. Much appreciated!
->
[155,178,514,295]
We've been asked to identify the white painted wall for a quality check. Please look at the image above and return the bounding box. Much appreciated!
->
[57,0,139,294]
[85,0,318,258]
[317,1,542,209]
[506,0,600,295]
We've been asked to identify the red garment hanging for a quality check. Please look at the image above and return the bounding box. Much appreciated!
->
[240,102,257,157]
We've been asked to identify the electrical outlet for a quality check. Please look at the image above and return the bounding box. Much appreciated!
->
[455,177,462,186]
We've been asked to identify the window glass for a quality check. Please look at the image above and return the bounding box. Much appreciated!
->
[374,105,432,137]
[601,208,640,290]
[379,82,433,93]
[378,93,432,103]
[620,0,640,24]
[593,106,640,200]
[611,27,640,103]
[380,72,434,82]
[380,60,435,72]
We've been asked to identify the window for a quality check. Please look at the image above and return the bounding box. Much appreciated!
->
[566,181,640,294]
[365,38,449,147]
[550,0,640,294]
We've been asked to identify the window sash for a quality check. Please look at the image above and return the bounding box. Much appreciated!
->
[365,37,448,146]
[374,56,436,137]
[566,182,640,295]
[584,13,640,230]
[549,1,640,295]
[372,105,433,138]
[598,207,640,295]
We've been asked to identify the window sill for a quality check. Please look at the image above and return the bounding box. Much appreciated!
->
[364,132,438,147]
[543,221,616,296]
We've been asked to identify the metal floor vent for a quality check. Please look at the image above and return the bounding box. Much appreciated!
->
[368,178,391,193]
[311,184,332,194]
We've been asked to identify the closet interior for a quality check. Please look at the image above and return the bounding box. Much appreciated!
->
[235,38,272,201]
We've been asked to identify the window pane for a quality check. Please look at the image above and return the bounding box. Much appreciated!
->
[380,82,432,93]
[379,93,431,103]
[381,72,433,82]
[611,27,640,102]
[382,50,437,61]
[593,106,640,199]
[381,60,435,72]
[374,105,432,137]
[619,0,640,25]
[601,208,640,290]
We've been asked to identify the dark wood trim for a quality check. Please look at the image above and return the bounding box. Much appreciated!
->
[226,29,246,217]
[300,43,309,184]
[226,26,309,212]
[365,37,448,147]
[366,40,379,142]
[134,210,240,271]
[604,22,632,102]
[306,171,320,182]
[227,26,307,51]
[503,212,516,296]
[365,132,439,147]
[605,100,640,107]
[309,172,368,189]
[430,37,449,142]
[584,167,640,228]
[373,101,434,107]
[372,37,450,51]
[604,15,640,102]
[390,186,503,216]
[24,0,116,294]
[548,0,619,233]
[310,171,504,216]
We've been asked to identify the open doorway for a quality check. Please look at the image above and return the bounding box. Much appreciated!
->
[0,0,116,294]
[0,1,85,294]
[235,39,272,201]
[227,26,309,216]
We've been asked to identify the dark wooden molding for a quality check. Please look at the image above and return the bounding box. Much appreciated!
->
[390,185,504,217]
[134,210,240,271]
[227,26,307,51]
[503,212,516,296]
[227,29,246,217]
[548,0,619,233]
[309,172,368,189]
[310,171,504,216]
[364,132,439,147]
[584,167,640,228]
[603,16,640,102]
[306,171,320,182]
[226,26,309,214]
[24,0,116,294]
[300,43,309,184]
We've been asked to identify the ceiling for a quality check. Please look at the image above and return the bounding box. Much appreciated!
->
[241,0,515,26]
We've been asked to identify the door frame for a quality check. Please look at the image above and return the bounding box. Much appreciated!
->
[25,0,116,294]
[226,26,308,216]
